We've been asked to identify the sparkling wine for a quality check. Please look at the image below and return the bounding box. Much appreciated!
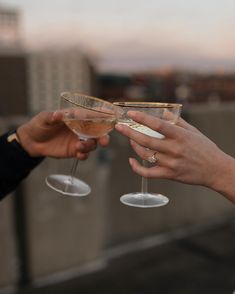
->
[119,121,164,139]
[64,118,116,139]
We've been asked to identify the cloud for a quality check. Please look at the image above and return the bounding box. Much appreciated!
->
[15,0,234,73]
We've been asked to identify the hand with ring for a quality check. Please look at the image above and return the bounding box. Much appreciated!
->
[115,110,235,204]
[147,151,158,164]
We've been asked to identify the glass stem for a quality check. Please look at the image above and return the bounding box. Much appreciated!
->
[141,160,148,194]
[70,159,79,184]
[69,137,85,184]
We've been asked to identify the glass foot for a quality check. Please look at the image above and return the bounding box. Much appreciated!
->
[46,174,91,197]
[120,192,169,208]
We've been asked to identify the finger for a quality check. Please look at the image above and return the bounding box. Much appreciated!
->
[176,117,200,134]
[98,135,110,147]
[76,152,90,161]
[76,139,97,153]
[116,123,166,152]
[127,111,184,139]
[130,140,158,162]
[129,157,171,179]
[130,140,175,167]
[49,111,63,124]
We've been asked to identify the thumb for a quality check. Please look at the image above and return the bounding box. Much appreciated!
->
[50,111,64,124]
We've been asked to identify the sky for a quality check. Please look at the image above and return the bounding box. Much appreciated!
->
[3,0,235,73]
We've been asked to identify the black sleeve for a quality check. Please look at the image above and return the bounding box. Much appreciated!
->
[0,131,44,200]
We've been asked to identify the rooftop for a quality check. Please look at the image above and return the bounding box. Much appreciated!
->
[19,218,235,294]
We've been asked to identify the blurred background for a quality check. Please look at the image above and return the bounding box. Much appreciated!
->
[0,1,235,293]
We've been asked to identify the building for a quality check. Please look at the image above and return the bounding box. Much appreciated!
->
[0,48,97,116]
[0,4,27,116]
[0,4,97,116]
[98,74,131,102]
[27,49,96,114]
[0,54,28,116]
[0,4,21,50]
[189,74,235,104]
[99,71,235,105]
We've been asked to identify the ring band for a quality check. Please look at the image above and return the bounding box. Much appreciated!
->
[147,152,158,164]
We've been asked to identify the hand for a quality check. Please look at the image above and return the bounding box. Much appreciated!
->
[115,111,230,189]
[17,111,109,159]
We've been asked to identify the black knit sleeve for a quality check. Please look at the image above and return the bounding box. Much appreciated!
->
[0,131,44,200]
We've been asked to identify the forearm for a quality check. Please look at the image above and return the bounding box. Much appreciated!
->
[209,153,235,203]
[0,131,44,200]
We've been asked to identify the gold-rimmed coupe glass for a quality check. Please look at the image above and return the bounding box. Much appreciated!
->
[46,92,122,197]
[114,101,182,208]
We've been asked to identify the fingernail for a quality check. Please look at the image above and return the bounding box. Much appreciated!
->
[129,157,134,165]
[115,124,123,131]
[52,110,62,121]
[130,139,135,146]
[127,111,136,118]
[51,111,57,120]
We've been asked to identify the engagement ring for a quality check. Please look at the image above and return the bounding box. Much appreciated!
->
[147,152,158,164]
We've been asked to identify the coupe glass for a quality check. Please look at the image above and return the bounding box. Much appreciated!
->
[46,92,122,197]
[114,101,182,208]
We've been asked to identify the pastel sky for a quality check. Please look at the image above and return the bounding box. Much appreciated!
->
[4,0,235,72]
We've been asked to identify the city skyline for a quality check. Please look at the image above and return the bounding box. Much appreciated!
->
[3,0,235,73]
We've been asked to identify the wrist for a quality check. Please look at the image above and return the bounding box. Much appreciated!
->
[206,150,227,190]
[4,130,44,173]
[208,152,235,202]
[16,125,41,157]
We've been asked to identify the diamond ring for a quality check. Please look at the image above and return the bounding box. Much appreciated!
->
[147,152,158,164]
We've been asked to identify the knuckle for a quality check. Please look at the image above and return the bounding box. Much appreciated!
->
[157,120,163,131]
[176,129,189,143]
[172,144,183,157]
[141,136,149,146]
[155,119,164,133]
[168,159,178,170]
